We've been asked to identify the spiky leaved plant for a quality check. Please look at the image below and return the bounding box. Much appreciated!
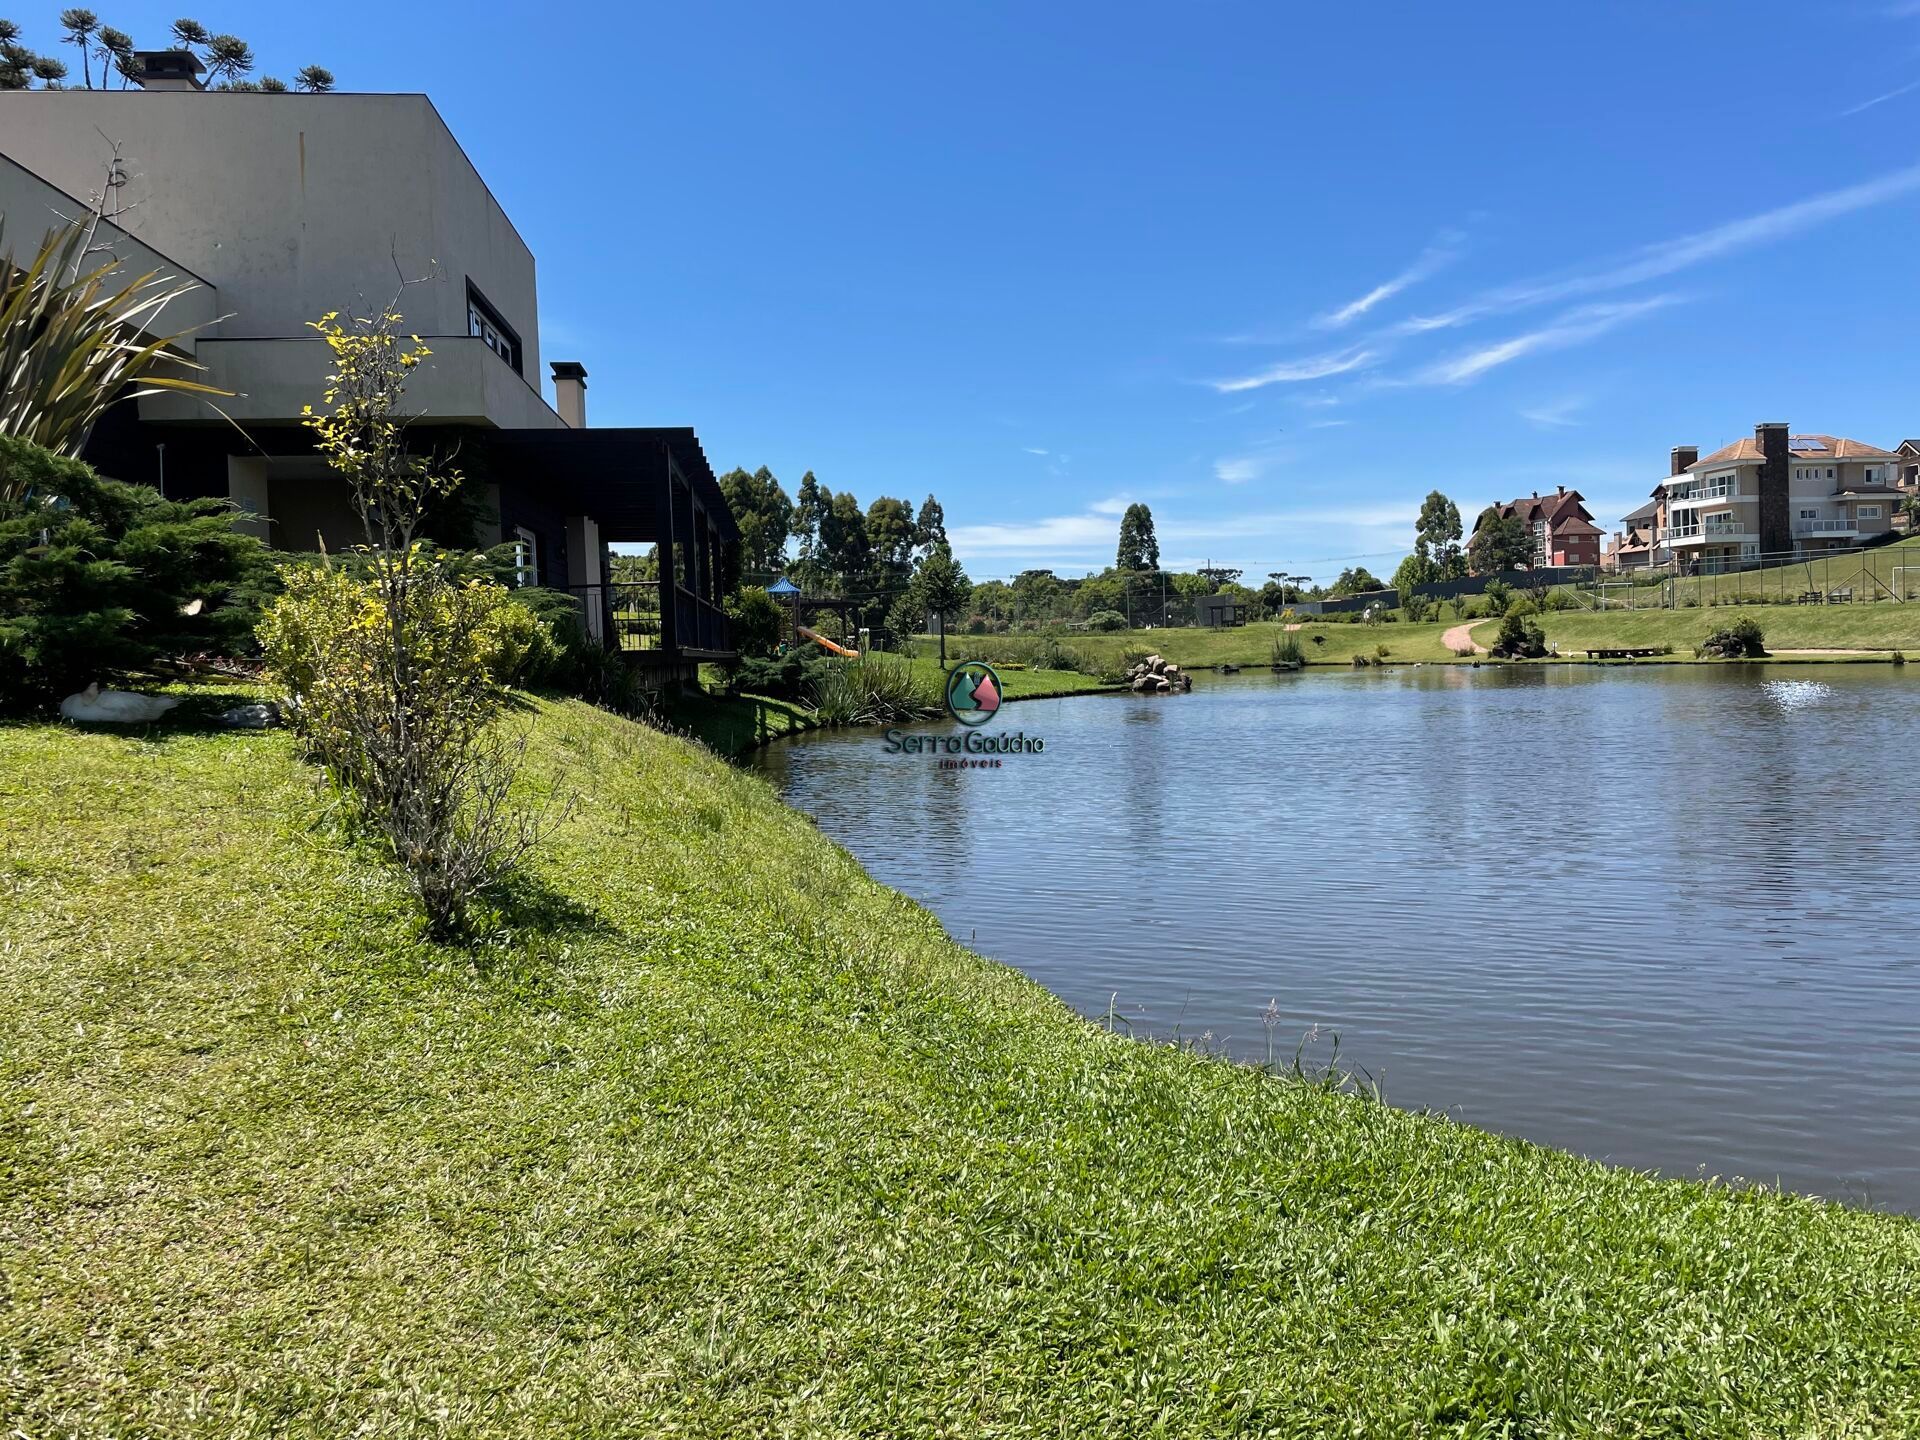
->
[0,221,226,488]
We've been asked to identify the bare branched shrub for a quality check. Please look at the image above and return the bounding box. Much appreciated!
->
[260,299,554,936]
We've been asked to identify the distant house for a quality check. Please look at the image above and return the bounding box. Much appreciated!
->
[1603,499,1660,571]
[1638,425,1904,572]
[1479,486,1601,569]
[1196,594,1248,627]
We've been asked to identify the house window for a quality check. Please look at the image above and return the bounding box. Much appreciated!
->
[1799,509,1818,520]
[467,282,522,375]
[511,525,539,586]
[1865,466,1883,483]
[1859,505,1882,519]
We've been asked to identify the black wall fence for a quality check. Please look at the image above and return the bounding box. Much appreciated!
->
[1285,566,1600,614]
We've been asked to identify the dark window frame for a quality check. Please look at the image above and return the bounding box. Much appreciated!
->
[466,280,523,376]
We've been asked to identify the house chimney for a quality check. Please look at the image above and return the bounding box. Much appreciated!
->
[551,361,587,428]
[1756,422,1790,555]
[1557,484,1566,496]
[132,50,206,91]
[1670,445,1697,475]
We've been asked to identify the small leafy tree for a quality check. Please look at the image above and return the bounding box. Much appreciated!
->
[293,63,334,92]
[263,302,549,936]
[1482,578,1512,616]
[1491,610,1547,660]
[906,543,970,664]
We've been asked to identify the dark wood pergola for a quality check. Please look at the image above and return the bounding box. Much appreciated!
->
[486,427,740,662]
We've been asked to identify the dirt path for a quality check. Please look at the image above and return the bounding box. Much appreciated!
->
[1441,619,1487,655]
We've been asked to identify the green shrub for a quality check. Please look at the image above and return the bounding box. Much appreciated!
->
[1491,611,1547,659]
[0,436,273,710]
[1272,631,1306,667]
[809,656,942,726]
[734,652,833,702]
[1698,618,1766,659]
[1504,596,1538,619]
[1087,609,1128,632]
[726,586,786,659]
[1483,579,1512,616]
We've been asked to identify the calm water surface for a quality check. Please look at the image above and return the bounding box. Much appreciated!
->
[754,665,1920,1211]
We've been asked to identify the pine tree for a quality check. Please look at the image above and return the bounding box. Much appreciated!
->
[1116,502,1159,572]
[914,494,947,554]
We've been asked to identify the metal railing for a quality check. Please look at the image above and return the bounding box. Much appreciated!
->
[1794,520,1857,536]
[564,581,732,655]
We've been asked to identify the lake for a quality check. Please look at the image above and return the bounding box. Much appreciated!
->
[752,663,1920,1212]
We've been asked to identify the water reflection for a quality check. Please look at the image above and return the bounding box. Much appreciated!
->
[755,665,1920,1210]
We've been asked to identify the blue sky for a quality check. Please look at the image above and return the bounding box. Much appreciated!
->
[52,0,1920,581]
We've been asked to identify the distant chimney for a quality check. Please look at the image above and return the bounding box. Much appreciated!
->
[1756,422,1791,554]
[1557,484,1566,496]
[1670,445,1697,475]
[132,50,205,91]
[551,361,587,428]
[1531,489,1539,500]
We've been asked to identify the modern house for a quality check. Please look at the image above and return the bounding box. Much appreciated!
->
[0,80,737,671]
[1480,487,1601,569]
[1641,425,1903,573]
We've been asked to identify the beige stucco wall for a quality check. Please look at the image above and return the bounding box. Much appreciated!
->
[0,153,219,346]
[137,335,559,429]
[0,90,554,428]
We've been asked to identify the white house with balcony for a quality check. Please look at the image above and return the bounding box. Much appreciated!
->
[1651,424,1902,573]
[0,81,737,669]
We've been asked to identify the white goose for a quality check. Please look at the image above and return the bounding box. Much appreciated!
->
[59,684,181,725]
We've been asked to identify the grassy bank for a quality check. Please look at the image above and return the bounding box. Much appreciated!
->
[940,621,1464,671]
[4,697,1918,1435]
[1525,603,1920,657]
[902,655,1120,698]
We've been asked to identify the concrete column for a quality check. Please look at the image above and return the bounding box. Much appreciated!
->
[565,513,604,640]
[227,456,271,543]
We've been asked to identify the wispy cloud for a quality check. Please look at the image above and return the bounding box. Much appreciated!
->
[1519,396,1590,429]
[1312,233,1463,330]
[1394,162,1920,337]
[1413,297,1680,386]
[1840,76,1920,116]
[1214,455,1270,485]
[1022,446,1050,456]
[1210,345,1379,393]
[1308,418,1352,429]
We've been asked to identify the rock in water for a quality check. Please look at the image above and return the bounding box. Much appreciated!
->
[60,685,180,725]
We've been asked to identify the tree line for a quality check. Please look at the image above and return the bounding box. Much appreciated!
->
[0,11,333,91]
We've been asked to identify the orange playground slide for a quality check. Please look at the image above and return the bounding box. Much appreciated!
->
[797,625,861,658]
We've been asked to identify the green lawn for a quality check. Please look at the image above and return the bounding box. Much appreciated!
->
[902,655,1120,697]
[1471,604,1920,658]
[3,698,1918,1435]
[938,620,1465,672]
[1648,535,1920,609]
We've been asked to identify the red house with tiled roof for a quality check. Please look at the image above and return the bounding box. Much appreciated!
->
[1481,485,1600,568]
